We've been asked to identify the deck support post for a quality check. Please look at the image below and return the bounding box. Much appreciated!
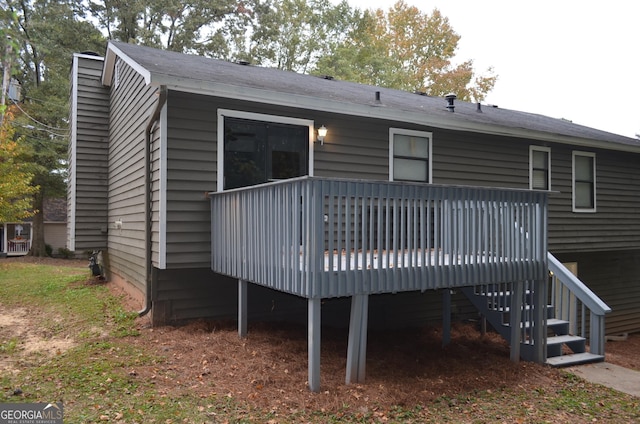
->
[238,279,247,338]
[346,294,369,385]
[308,298,321,392]
[532,279,548,363]
[442,289,451,347]
[509,282,524,362]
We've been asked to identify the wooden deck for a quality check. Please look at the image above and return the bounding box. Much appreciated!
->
[211,177,548,297]
[209,177,550,391]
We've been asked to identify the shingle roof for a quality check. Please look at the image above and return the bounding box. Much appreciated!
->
[44,198,67,222]
[107,41,640,151]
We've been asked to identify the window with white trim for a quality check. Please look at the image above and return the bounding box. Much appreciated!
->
[389,128,432,183]
[572,151,596,212]
[529,146,551,190]
[216,109,314,192]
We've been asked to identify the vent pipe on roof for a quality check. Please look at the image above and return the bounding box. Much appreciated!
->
[445,93,456,112]
[373,90,383,106]
[476,102,482,113]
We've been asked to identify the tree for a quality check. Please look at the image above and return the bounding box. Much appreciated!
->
[5,0,105,256]
[86,0,247,56]
[314,0,496,102]
[0,109,38,223]
[230,0,356,73]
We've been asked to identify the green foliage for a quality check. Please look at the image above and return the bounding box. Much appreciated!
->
[4,0,105,255]
[0,337,19,354]
[314,0,497,102]
[231,0,357,73]
[57,246,74,259]
[87,0,242,55]
[0,110,38,222]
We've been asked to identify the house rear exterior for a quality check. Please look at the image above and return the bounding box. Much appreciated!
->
[69,42,640,356]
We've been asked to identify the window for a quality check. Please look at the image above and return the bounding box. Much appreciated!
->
[217,110,314,191]
[389,128,432,183]
[572,151,596,212]
[529,146,551,190]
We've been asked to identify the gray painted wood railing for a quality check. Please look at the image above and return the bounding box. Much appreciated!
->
[210,177,548,299]
[548,252,611,355]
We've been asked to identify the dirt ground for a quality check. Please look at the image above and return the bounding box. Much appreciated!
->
[2,256,639,414]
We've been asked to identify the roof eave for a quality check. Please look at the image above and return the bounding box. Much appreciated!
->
[102,42,151,87]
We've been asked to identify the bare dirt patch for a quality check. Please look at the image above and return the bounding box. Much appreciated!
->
[0,306,76,375]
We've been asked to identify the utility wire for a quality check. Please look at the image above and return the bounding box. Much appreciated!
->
[10,98,68,132]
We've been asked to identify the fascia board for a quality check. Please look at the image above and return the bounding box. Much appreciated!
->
[152,75,640,155]
[102,43,151,87]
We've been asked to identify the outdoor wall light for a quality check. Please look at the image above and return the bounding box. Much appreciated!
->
[316,125,328,145]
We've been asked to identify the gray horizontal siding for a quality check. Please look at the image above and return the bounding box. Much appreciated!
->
[107,59,159,293]
[69,55,109,251]
[547,148,640,252]
[162,92,640,261]
[554,249,640,336]
[151,267,477,329]
[163,92,217,268]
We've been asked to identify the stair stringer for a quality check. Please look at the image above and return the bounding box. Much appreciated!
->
[460,285,544,363]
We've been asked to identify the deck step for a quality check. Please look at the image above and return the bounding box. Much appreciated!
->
[547,334,586,357]
[547,334,585,345]
[546,352,605,367]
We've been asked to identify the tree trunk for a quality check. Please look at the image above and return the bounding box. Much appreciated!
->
[29,191,47,257]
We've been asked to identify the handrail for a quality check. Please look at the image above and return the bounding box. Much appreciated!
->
[547,252,611,356]
[547,252,611,315]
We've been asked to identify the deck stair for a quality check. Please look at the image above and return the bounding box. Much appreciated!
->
[461,275,606,367]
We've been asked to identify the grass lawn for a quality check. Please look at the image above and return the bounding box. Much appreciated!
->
[0,260,638,423]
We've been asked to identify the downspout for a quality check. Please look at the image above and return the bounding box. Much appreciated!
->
[139,85,168,317]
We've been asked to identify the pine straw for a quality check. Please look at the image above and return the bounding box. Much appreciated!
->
[126,319,560,414]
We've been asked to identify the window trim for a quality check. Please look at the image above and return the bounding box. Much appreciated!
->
[216,109,314,192]
[389,128,433,183]
[572,151,596,213]
[529,146,551,191]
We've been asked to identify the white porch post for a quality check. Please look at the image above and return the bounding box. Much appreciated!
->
[346,294,369,384]
[238,279,247,338]
[308,298,321,392]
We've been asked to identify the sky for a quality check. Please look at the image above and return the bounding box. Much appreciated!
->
[338,0,640,139]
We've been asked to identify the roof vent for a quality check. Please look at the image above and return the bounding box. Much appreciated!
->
[320,75,334,80]
[476,102,482,113]
[445,93,456,112]
[235,60,251,66]
[372,91,384,107]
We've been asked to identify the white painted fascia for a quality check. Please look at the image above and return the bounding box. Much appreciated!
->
[154,76,640,155]
[102,42,151,87]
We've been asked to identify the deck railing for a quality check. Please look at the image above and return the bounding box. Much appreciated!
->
[210,177,548,299]
[548,252,611,355]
